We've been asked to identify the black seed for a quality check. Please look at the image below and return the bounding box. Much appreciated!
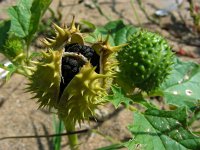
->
[69,59,78,66]
[59,43,100,97]
[64,65,71,70]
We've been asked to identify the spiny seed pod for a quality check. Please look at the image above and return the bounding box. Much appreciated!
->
[27,50,62,109]
[116,30,174,92]
[3,38,25,64]
[27,17,122,124]
[59,63,107,124]
[92,35,125,90]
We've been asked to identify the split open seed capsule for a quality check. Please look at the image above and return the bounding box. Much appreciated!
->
[27,17,122,124]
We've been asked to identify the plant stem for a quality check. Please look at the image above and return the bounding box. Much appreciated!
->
[62,117,79,150]
[130,0,141,26]
[26,39,31,59]
[53,114,64,150]
[92,0,111,21]
[137,0,158,25]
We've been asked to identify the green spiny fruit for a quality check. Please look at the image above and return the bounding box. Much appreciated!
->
[116,30,174,92]
[27,17,120,124]
[3,38,25,64]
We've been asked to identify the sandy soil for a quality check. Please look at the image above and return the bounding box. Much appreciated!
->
[0,0,200,150]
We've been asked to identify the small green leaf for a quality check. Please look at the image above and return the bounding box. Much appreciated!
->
[159,58,200,108]
[127,107,200,150]
[8,0,52,41]
[0,20,11,51]
[104,20,138,46]
[107,86,156,109]
[80,19,96,31]
[85,20,138,46]
[106,85,132,108]
[113,25,137,45]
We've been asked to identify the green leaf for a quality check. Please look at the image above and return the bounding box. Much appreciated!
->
[8,0,51,41]
[0,20,11,51]
[159,58,200,108]
[107,86,156,109]
[123,139,138,150]
[106,85,132,108]
[85,20,138,46]
[103,20,138,45]
[127,107,200,150]
[8,0,33,38]
[29,0,52,39]
[80,19,96,31]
